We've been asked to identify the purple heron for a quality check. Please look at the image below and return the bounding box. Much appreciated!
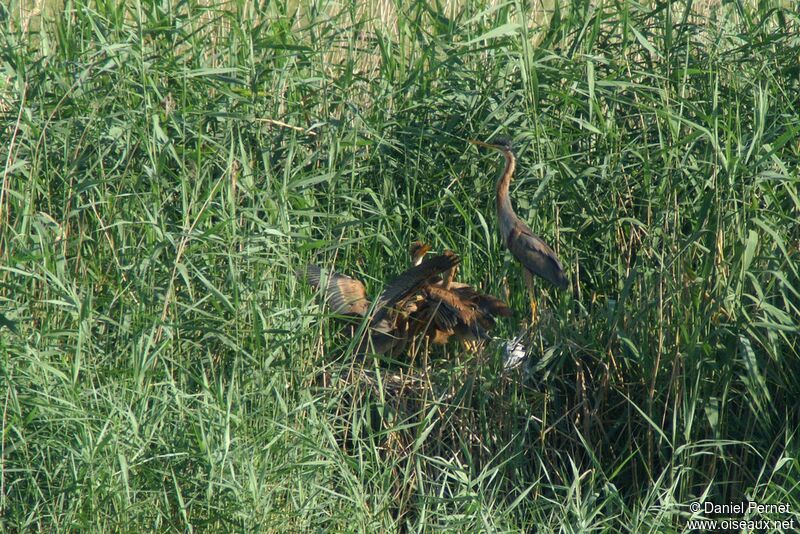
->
[408,243,511,347]
[298,251,460,356]
[469,138,568,321]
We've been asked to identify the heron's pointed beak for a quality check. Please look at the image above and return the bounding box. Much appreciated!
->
[468,139,502,150]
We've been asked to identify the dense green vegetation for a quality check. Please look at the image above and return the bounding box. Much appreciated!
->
[2,0,799,530]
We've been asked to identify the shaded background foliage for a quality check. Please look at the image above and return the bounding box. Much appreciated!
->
[1,0,799,530]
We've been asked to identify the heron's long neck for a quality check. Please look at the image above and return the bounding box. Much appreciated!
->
[442,266,457,289]
[495,150,516,224]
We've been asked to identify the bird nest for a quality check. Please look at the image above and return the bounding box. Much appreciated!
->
[311,331,537,416]
[315,359,457,411]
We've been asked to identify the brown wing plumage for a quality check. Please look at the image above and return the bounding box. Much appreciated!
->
[401,244,512,345]
[372,253,461,312]
[297,265,370,316]
[506,224,568,289]
[451,284,512,325]
[300,248,505,355]
[411,281,499,344]
[425,286,478,329]
[428,285,489,340]
[359,253,460,355]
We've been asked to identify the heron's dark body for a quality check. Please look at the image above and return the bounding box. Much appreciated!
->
[480,141,568,290]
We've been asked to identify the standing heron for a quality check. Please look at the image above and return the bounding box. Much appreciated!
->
[469,138,568,322]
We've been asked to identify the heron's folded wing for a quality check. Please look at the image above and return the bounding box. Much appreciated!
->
[507,226,568,289]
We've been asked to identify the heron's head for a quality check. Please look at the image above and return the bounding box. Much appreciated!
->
[468,137,514,153]
[408,241,431,266]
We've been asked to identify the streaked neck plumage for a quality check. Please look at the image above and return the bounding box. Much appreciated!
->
[495,150,516,234]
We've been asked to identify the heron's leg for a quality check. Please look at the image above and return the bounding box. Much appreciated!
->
[523,269,538,326]
[461,339,479,353]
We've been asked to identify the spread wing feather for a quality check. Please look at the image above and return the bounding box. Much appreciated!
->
[297,265,370,316]
[373,253,460,312]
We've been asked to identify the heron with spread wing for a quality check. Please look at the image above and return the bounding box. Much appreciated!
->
[408,242,511,348]
[298,252,460,356]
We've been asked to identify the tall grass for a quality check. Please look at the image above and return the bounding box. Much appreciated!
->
[2,0,799,530]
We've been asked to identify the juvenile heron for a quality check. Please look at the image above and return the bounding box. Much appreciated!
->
[469,138,568,322]
[298,252,460,356]
[408,243,511,347]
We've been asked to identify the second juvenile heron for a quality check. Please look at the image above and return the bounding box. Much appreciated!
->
[408,242,512,348]
[469,138,568,322]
